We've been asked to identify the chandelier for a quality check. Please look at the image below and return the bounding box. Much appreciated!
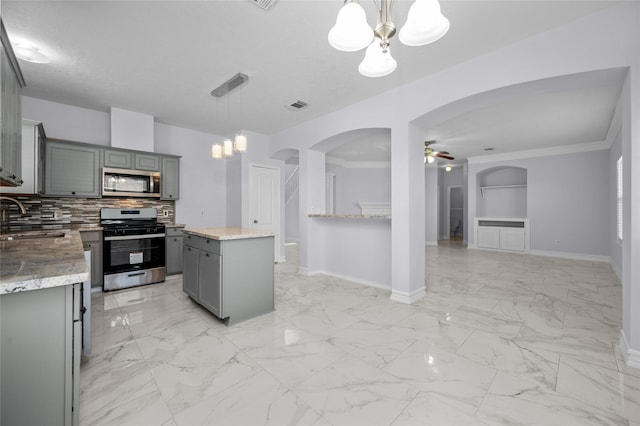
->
[328,0,450,77]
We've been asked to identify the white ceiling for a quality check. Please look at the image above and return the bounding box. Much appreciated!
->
[2,0,625,163]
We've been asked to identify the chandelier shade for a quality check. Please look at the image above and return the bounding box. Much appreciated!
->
[328,0,374,52]
[358,39,397,78]
[399,0,450,46]
[223,139,234,158]
[211,144,222,159]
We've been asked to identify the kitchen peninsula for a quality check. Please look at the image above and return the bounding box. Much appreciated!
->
[182,227,275,325]
[0,230,88,426]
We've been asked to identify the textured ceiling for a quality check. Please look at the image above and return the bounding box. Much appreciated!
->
[2,0,623,162]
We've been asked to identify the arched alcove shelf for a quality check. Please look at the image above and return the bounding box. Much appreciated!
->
[480,184,528,198]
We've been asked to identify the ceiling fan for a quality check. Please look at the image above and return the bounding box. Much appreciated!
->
[424,140,454,164]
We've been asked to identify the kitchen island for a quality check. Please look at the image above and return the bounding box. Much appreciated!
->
[182,227,275,325]
[0,229,88,426]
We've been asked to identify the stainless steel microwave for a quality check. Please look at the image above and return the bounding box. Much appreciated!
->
[102,167,161,198]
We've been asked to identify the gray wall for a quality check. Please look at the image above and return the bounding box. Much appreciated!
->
[469,149,610,256]
[284,164,300,242]
[609,127,623,278]
[327,164,391,215]
[438,166,464,239]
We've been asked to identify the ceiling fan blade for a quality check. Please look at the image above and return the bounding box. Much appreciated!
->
[435,153,455,160]
[438,151,450,155]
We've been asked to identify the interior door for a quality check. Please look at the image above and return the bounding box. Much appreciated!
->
[249,165,281,260]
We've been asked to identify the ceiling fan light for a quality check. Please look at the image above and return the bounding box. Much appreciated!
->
[399,0,450,46]
[211,143,222,159]
[328,1,374,52]
[426,155,435,164]
[358,39,397,78]
[234,134,248,152]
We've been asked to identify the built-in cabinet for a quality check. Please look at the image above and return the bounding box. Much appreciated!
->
[1,284,81,426]
[165,226,183,275]
[80,230,103,287]
[43,139,180,199]
[0,22,26,187]
[183,231,274,325]
[475,218,529,252]
[0,119,45,195]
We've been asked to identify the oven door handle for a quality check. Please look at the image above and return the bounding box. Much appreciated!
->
[104,233,166,241]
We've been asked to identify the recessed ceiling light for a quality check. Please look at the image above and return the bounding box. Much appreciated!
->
[14,43,51,64]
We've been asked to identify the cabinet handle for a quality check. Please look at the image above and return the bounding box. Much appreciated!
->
[173,238,177,241]
[71,191,76,195]
[205,253,209,257]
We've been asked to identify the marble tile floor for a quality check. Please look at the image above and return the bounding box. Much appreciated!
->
[80,243,640,425]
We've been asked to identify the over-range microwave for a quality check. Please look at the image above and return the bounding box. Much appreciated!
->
[102,167,161,198]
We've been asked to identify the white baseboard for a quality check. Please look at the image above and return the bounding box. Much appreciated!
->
[528,249,611,263]
[298,266,311,276]
[390,287,426,304]
[610,260,622,282]
[425,240,438,247]
[620,330,640,369]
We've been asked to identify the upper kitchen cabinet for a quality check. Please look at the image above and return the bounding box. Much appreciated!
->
[45,140,101,197]
[134,153,160,171]
[0,21,26,187]
[103,149,132,169]
[161,156,180,200]
[0,120,45,195]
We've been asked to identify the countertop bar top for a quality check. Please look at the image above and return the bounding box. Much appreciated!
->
[308,214,391,220]
[165,223,186,228]
[184,227,275,240]
[0,230,89,295]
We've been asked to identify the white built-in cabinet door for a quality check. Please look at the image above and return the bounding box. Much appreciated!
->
[477,227,501,249]
[500,229,526,251]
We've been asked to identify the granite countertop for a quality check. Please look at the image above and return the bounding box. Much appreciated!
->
[0,230,89,295]
[308,214,391,220]
[164,223,186,228]
[184,227,275,240]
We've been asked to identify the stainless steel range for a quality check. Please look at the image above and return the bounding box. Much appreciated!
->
[101,208,166,291]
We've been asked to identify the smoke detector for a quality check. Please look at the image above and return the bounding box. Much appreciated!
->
[249,0,277,11]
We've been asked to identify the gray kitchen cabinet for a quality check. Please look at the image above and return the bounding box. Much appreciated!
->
[80,229,103,288]
[1,284,81,426]
[165,226,183,275]
[161,156,180,200]
[0,119,45,195]
[182,232,274,325]
[182,244,199,299]
[0,22,26,187]
[45,140,101,197]
[103,148,132,169]
[134,153,160,171]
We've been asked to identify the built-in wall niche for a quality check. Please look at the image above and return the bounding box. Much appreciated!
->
[476,166,527,218]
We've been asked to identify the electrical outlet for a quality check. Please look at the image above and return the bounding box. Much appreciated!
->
[162,210,169,217]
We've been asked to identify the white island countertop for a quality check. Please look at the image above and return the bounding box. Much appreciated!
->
[0,230,88,295]
[184,227,275,240]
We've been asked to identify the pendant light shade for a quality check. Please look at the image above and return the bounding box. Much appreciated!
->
[223,139,234,158]
[358,39,397,78]
[328,0,374,52]
[211,144,222,159]
[234,134,248,153]
[399,0,450,46]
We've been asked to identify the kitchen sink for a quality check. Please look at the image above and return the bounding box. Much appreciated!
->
[0,231,66,241]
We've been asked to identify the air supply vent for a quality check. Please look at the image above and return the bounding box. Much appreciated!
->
[249,0,277,10]
[211,73,249,98]
[287,100,308,110]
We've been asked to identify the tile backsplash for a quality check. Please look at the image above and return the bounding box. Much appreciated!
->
[0,196,175,230]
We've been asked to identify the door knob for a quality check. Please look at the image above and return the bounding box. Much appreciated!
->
[253,220,258,224]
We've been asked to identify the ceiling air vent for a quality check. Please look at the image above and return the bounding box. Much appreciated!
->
[249,0,277,11]
[211,73,249,98]
[287,100,309,110]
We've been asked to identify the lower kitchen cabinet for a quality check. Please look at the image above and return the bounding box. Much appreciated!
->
[1,284,81,426]
[165,226,183,275]
[182,232,274,325]
[80,229,103,288]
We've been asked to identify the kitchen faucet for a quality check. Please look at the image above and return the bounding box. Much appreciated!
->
[0,196,27,228]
